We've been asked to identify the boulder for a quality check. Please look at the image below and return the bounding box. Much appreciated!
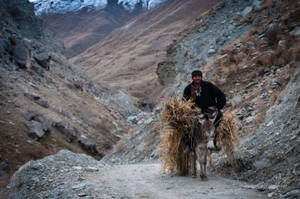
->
[22,111,36,121]
[0,37,9,57]
[33,115,51,135]
[24,113,51,139]
[24,92,49,108]
[25,120,45,140]
[34,51,50,70]
[12,40,31,68]
[54,122,78,143]
[35,98,49,108]
[137,98,155,112]
[78,135,101,156]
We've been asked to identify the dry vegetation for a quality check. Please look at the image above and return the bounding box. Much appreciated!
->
[160,97,239,175]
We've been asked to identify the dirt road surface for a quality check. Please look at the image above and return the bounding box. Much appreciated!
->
[84,162,267,199]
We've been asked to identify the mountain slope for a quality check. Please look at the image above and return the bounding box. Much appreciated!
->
[40,1,142,58]
[71,0,220,101]
[0,0,138,187]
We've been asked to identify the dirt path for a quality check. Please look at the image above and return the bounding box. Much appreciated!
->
[84,162,267,199]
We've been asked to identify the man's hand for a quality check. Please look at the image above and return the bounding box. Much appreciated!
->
[208,106,217,111]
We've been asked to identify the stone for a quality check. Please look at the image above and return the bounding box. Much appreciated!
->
[12,40,31,68]
[25,120,45,140]
[208,48,216,54]
[241,6,253,17]
[231,94,243,107]
[244,116,255,123]
[0,38,9,57]
[78,193,87,197]
[0,158,9,172]
[33,115,51,135]
[253,158,271,169]
[84,166,99,172]
[34,51,50,70]
[22,111,36,121]
[78,135,101,156]
[282,190,300,198]
[290,26,300,37]
[24,92,40,101]
[137,98,155,112]
[54,122,78,143]
[268,185,278,190]
[24,92,49,108]
[36,98,49,108]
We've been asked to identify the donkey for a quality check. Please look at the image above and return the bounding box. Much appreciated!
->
[193,111,217,179]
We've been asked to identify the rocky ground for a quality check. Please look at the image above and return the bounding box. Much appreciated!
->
[3,150,268,199]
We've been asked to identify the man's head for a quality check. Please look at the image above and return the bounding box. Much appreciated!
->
[192,70,202,84]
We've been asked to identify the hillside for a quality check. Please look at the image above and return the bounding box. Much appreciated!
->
[0,0,139,187]
[40,0,143,58]
[71,0,220,100]
[101,0,300,197]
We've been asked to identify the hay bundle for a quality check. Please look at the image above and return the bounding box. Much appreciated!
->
[160,97,240,174]
[216,112,240,164]
[160,97,200,175]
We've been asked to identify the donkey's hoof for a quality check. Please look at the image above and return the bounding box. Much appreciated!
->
[192,173,197,178]
[200,175,208,181]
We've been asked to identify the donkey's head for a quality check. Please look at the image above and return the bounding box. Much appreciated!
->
[199,111,217,149]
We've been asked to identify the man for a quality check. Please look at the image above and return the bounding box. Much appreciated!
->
[183,70,226,152]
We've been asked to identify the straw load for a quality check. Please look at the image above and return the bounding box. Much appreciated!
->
[160,97,239,175]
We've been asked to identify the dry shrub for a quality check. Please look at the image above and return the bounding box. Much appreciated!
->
[160,97,200,175]
[234,52,247,65]
[216,112,240,164]
[255,51,274,67]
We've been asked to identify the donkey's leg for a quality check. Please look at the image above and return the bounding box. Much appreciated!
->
[202,147,208,179]
[208,150,215,172]
[197,144,207,179]
[191,151,197,177]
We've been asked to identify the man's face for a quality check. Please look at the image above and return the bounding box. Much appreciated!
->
[192,75,202,84]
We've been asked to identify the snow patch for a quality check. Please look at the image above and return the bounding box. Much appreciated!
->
[33,0,165,15]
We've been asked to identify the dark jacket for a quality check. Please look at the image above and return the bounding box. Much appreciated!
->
[183,80,226,110]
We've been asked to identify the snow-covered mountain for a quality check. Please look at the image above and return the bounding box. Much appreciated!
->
[33,0,165,16]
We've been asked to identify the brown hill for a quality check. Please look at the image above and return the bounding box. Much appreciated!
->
[71,0,220,101]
